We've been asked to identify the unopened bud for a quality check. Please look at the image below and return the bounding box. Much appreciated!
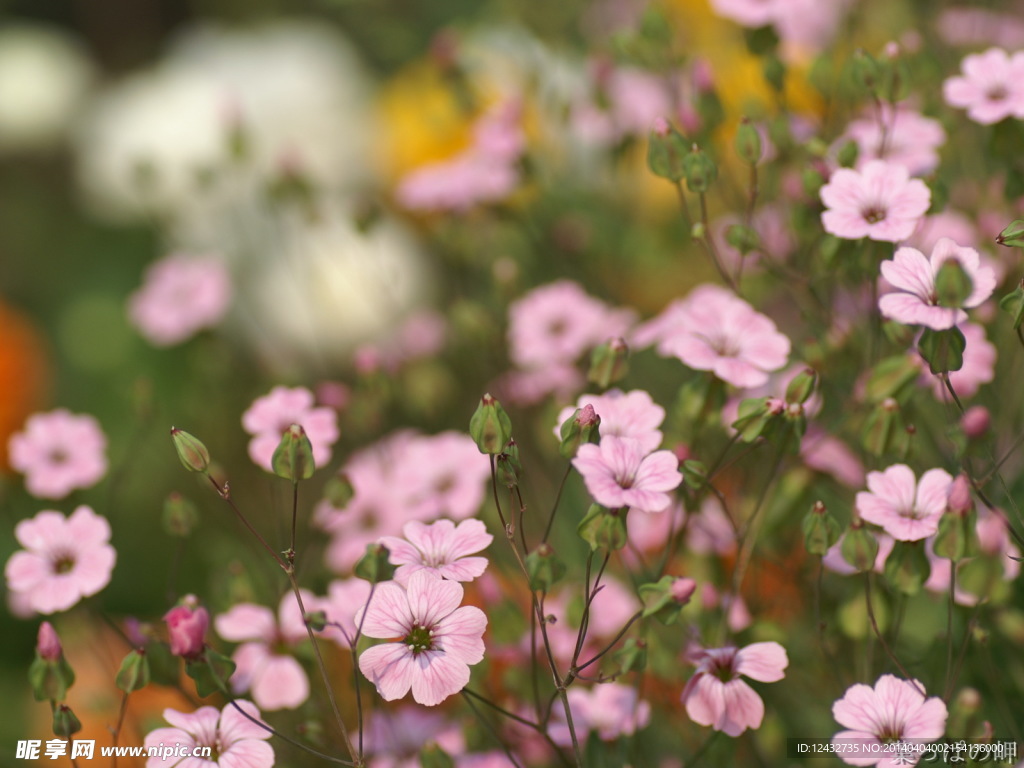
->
[469,394,512,455]
[29,623,75,701]
[323,473,355,508]
[647,121,689,182]
[960,405,990,439]
[588,337,629,390]
[52,704,81,739]
[271,424,316,481]
[934,260,974,309]
[996,219,1024,248]
[802,500,841,556]
[836,139,859,168]
[559,404,601,459]
[671,577,697,604]
[164,597,209,660]
[947,474,974,516]
[842,520,880,572]
[785,368,818,405]
[163,493,198,538]
[37,622,62,662]
[526,543,566,591]
[734,118,762,165]
[683,144,717,193]
[171,428,210,473]
[115,649,150,693]
[354,543,396,584]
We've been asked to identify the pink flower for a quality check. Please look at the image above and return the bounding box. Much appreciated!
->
[317,577,373,648]
[550,684,651,746]
[164,597,209,660]
[843,107,946,177]
[37,621,62,661]
[214,592,313,710]
[381,519,493,585]
[920,322,995,400]
[128,254,231,346]
[944,48,1024,125]
[401,432,492,521]
[572,435,682,513]
[637,285,790,388]
[879,238,996,330]
[856,464,953,542]
[823,531,894,576]
[508,281,633,369]
[554,389,665,454]
[8,410,107,499]
[357,571,487,706]
[832,675,948,767]
[144,700,274,768]
[242,386,339,473]
[5,506,116,614]
[364,707,466,767]
[801,428,865,489]
[682,642,788,737]
[710,0,777,28]
[821,160,931,242]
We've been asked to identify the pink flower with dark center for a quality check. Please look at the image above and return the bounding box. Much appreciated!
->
[381,518,493,585]
[357,571,487,706]
[879,238,996,330]
[128,254,232,346]
[944,48,1024,125]
[821,160,931,242]
[639,284,790,388]
[214,592,314,710]
[401,432,492,521]
[832,675,948,766]
[242,386,339,473]
[572,435,682,513]
[682,642,788,737]
[856,464,953,542]
[5,506,116,614]
[554,389,666,454]
[8,410,107,500]
[143,700,274,768]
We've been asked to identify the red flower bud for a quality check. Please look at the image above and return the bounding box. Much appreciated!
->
[164,598,209,660]
[37,622,62,662]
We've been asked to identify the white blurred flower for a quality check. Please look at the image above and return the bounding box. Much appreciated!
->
[0,24,94,152]
[76,20,372,222]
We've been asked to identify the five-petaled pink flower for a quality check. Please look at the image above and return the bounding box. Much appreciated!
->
[128,254,232,346]
[572,435,682,514]
[215,592,313,710]
[879,238,996,330]
[5,506,116,615]
[682,641,788,737]
[943,48,1024,125]
[8,409,108,500]
[144,700,274,768]
[635,285,791,389]
[241,386,339,473]
[856,464,953,542]
[820,160,931,242]
[832,675,948,767]
[357,571,487,706]
[380,519,493,585]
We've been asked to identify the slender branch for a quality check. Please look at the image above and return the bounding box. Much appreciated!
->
[461,690,524,768]
[864,573,924,696]
[543,466,573,544]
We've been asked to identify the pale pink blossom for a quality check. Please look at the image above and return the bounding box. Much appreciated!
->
[215,592,313,710]
[801,428,866,489]
[317,577,372,648]
[357,571,487,706]
[555,389,665,454]
[144,700,274,768]
[242,385,339,473]
[710,0,776,28]
[128,254,232,346]
[716,204,795,275]
[832,675,948,767]
[943,48,1024,125]
[400,432,492,521]
[364,707,466,768]
[494,363,584,407]
[573,435,681,514]
[919,322,996,400]
[627,501,685,555]
[856,464,953,542]
[532,577,641,665]
[636,285,790,388]
[843,107,946,177]
[687,496,738,556]
[937,9,1024,50]
[5,506,116,614]
[8,410,107,499]
[682,642,788,737]
[381,519,493,584]
[821,160,930,242]
[924,509,1021,606]
[550,684,651,746]
[879,239,996,330]
[710,0,851,54]
[908,210,978,252]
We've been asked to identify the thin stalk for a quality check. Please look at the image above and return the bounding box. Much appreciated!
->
[864,573,924,696]
[543,466,573,543]
[110,692,130,768]
[944,563,957,700]
[461,690,524,768]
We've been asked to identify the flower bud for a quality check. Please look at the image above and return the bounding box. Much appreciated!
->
[52,704,82,739]
[163,597,209,660]
[934,260,974,309]
[998,279,1024,329]
[841,520,880,572]
[671,577,697,604]
[577,504,628,551]
[355,542,396,584]
[559,404,601,459]
[639,575,692,624]
[785,367,818,405]
[996,219,1024,248]
[734,117,762,165]
[272,424,316,481]
[683,144,717,194]
[646,119,689,182]
[960,405,990,439]
[883,540,931,595]
[588,337,629,390]
[836,139,859,168]
[37,622,62,662]
[115,648,150,693]
[850,49,881,92]
[802,500,841,556]
[526,543,566,591]
[918,327,966,375]
[171,427,210,473]
[162,493,198,538]
[469,394,512,455]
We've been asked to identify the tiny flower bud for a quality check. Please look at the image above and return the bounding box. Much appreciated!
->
[163,597,209,661]
[883,540,931,595]
[588,337,629,390]
[842,520,880,572]
[652,116,670,136]
[614,637,647,673]
[37,622,62,662]
[734,117,762,165]
[725,223,760,255]
[272,424,316,481]
[918,327,966,375]
[355,542,396,584]
[947,474,974,516]
[577,503,628,551]
[162,492,198,538]
[786,367,818,405]
[960,405,990,439]
[559,404,601,459]
[802,500,841,556]
[934,260,974,309]
[647,120,689,182]
[683,144,717,194]
[52,704,82,739]
[671,577,697,604]
[171,427,210,473]
[996,219,1024,248]
[305,610,328,632]
[115,648,150,693]
[526,543,566,591]
[639,575,691,624]
[469,394,512,455]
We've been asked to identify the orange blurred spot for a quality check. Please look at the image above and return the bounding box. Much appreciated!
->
[0,300,50,468]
